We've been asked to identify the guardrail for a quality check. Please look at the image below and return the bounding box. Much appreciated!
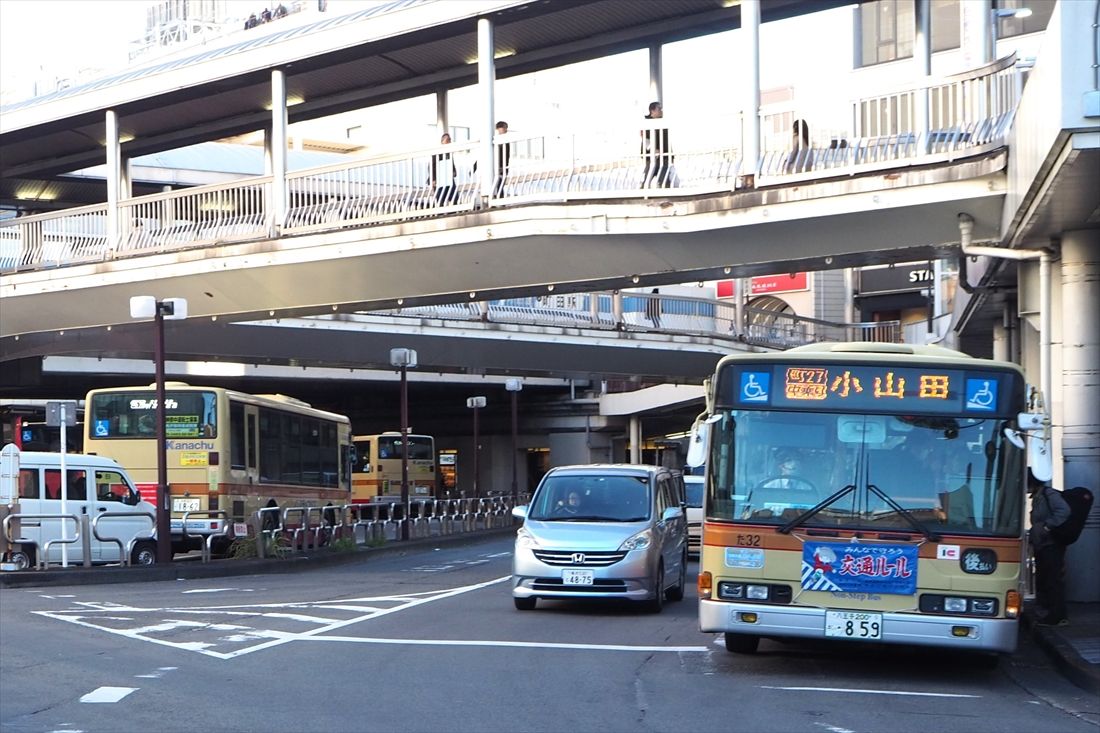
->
[237,495,525,560]
[2,513,84,569]
[0,56,1024,274]
[180,510,231,563]
[90,510,156,566]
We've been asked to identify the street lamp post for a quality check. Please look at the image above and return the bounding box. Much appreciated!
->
[505,379,522,504]
[130,295,188,565]
[390,348,417,541]
[466,396,486,497]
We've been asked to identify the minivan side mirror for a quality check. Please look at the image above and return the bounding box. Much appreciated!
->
[661,506,683,522]
[512,505,528,520]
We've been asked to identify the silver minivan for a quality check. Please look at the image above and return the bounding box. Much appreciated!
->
[511,464,688,612]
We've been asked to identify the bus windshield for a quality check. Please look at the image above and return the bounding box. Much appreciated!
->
[706,409,1024,537]
[374,435,434,461]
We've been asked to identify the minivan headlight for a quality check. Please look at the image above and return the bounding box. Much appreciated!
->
[516,527,540,549]
[619,528,652,551]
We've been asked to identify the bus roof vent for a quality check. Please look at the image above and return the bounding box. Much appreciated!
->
[826,342,915,355]
[148,381,192,388]
[254,394,313,408]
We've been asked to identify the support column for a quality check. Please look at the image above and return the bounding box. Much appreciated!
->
[269,69,288,236]
[740,0,761,182]
[914,0,931,152]
[436,88,449,137]
[477,18,496,202]
[105,109,121,246]
[648,43,662,104]
[629,416,642,465]
[1060,229,1100,602]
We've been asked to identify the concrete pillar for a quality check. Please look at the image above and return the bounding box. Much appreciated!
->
[914,0,931,151]
[1060,230,1100,602]
[648,43,662,105]
[612,290,624,329]
[105,109,121,246]
[477,18,496,202]
[269,68,288,234]
[629,415,641,464]
[741,0,761,178]
[991,321,1009,362]
[436,88,449,137]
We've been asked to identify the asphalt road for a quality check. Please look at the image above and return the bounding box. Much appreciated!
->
[1,534,1096,733]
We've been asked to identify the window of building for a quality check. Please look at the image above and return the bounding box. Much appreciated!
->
[995,0,1054,39]
[857,0,960,67]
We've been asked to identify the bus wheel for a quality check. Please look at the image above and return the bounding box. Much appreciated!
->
[724,633,760,654]
[9,547,35,571]
[130,541,157,567]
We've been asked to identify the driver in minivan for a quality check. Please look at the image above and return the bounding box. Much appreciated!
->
[555,490,583,516]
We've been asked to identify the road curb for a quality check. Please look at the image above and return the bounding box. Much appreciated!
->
[0,526,518,589]
[1023,609,1100,696]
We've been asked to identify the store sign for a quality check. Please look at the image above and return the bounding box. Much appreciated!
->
[859,265,934,295]
[714,273,808,298]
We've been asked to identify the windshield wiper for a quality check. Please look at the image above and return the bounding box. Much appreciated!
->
[866,483,942,542]
[778,484,856,534]
[555,515,612,522]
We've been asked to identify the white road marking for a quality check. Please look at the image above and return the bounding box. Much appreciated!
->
[814,723,856,733]
[182,588,252,594]
[39,594,76,599]
[80,687,137,703]
[762,686,979,698]
[35,576,514,660]
[307,637,711,652]
[134,667,177,679]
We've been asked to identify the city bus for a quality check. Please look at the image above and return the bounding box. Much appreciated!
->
[83,383,353,553]
[0,400,84,453]
[691,342,1046,657]
[351,432,437,502]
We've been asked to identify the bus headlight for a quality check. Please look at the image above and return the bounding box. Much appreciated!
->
[944,597,968,613]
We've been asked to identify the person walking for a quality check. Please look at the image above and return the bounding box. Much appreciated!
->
[493,120,511,198]
[430,132,458,206]
[641,102,673,188]
[1028,473,1071,626]
[645,288,662,327]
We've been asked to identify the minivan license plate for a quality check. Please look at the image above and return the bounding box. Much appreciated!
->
[824,611,883,640]
[562,569,594,585]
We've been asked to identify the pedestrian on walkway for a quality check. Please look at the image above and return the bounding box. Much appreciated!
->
[646,288,662,327]
[1029,473,1071,626]
[640,102,673,188]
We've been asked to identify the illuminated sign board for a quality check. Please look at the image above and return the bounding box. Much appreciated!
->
[724,364,1014,415]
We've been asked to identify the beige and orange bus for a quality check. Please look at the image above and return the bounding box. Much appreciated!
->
[84,383,353,553]
[692,343,1045,659]
[351,432,437,502]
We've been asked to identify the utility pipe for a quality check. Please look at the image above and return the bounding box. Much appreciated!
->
[957,213,1052,417]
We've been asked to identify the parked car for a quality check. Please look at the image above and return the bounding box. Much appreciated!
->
[511,464,688,612]
[684,474,703,558]
[0,448,158,570]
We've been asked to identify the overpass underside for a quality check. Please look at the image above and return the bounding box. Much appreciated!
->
[0,151,1007,347]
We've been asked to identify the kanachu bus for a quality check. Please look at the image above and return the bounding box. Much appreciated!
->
[83,383,353,553]
[351,432,437,502]
[691,342,1047,657]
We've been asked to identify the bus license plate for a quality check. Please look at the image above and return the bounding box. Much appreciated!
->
[562,569,594,585]
[825,611,882,640]
[173,498,201,513]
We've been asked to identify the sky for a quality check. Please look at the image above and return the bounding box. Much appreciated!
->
[0,0,856,148]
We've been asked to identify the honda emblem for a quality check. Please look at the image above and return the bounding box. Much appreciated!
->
[571,552,586,564]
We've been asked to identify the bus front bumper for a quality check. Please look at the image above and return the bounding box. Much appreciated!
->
[699,599,1018,654]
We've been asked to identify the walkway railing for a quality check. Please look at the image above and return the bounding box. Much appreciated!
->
[0,56,1023,275]
[367,291,901,347]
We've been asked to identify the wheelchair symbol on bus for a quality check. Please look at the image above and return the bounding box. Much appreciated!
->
[964,379,997,411]
[740,372,770,403]
[94,419,110,437]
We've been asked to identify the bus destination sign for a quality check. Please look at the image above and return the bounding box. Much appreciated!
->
[732,364,1007,415]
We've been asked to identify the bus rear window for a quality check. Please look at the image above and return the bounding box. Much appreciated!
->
[89,391,217,439]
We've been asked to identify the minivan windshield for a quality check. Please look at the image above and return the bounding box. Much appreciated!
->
[529,474,651,522]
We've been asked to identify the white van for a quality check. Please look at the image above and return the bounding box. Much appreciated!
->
[0,448,158,570]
